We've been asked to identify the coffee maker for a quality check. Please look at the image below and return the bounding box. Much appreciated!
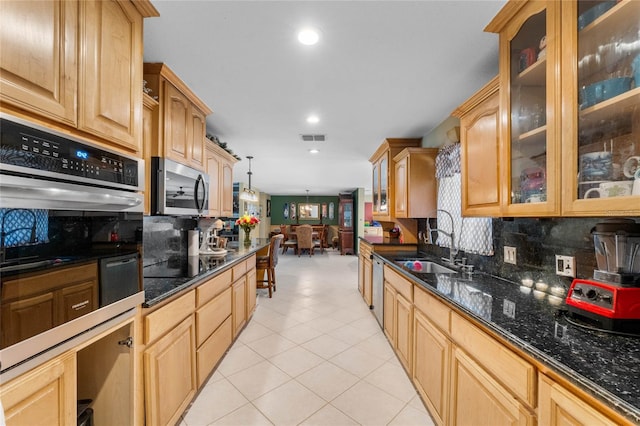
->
[565,219,640,332]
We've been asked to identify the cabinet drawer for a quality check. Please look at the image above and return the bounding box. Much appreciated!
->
[383,265,413,301]
[144,290,195,344]
[2,262,97,300]
[196,316,232,387]
[232,260,247,280]
[196,269,232,306]
[450,312,536,407]
[196,287,231,347]
[414,286,450,333]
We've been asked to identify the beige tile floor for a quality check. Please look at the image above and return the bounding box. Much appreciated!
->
[180,248,435,426]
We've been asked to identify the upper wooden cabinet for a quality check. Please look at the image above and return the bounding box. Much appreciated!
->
[486,0,640,217]
[143,63,212,171]
[369,138,421,221]
[559,0,640,216]
[452,76,501,217]
[0,0,158,155]
[393,147,438,218]
[486,0,562,217]
[205,141,238,218]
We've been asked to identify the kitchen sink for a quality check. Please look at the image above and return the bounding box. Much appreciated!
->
[394,259,457,274]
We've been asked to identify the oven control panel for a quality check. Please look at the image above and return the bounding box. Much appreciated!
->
[0,116,140,190]
[568,282,614,310]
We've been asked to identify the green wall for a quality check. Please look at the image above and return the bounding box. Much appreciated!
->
[270,195,339,225]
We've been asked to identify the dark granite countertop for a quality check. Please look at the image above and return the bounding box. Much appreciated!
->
[142,239,269,307]
[375,251,640,424]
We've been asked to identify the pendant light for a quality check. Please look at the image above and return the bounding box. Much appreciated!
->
[239,156,258,202]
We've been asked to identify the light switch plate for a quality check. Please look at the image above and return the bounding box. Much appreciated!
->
[504,246,516,265]
[503,299,516,319]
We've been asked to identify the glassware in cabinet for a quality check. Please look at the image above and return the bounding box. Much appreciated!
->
[487,1,562,216]
[562,0,640,215]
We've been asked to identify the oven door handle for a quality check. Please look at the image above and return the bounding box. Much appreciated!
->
[0,174,143,212]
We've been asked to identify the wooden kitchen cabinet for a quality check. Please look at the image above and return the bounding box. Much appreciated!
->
[143,315,197,426]
[246,266,257,317]
[413,286,452,426]
[382,265,413,373]
[143,93,160,215]
[486,1,562,217]
[205,140,238,218]
[143,63,212,171]
[559,0,640,216]
[0,0,158,155]
[449,347,535,426]
[393,147,438,218]
[486,0,640,217]
[538,374,622,426]
[0,352,76,426]
[358,240,373,306]
[232,276,247,338]
[1,262,98,347]
[231,255,256,339]
[452,76,501,217]
[369,138,421,221]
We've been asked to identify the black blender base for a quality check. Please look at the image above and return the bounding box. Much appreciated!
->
[566,306,640,334]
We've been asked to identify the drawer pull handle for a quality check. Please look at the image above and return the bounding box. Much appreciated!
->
[72,300,89,311]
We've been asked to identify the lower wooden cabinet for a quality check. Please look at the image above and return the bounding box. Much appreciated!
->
[246,267,257,316]
[394,293,412,371]
[1,352,76,426]
[232,276,247,339]
[196,316,232,387]
[413,309,451,426]
[538,374,619,426]
[383,265,413,373]
[358,241,373,306]
[143,315,197,426]
[449,348,534,426]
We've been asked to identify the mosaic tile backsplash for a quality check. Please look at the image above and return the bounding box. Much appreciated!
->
[418,216,638,293]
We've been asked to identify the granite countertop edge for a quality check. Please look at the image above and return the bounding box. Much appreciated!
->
[375,251,640,424]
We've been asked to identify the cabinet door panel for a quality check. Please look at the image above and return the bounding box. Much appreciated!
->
[395,294,413,373]
[79,0,142,152]
[190,107,206,169]
[232,277,247,338]
[394,156,408,217]
[450,348,533,426]
[1,352,76,426]
[164,82,190,162]
[246,268,257,317]
[413,310,450,426]
[363,257,372,306]
[2,292,55,347]
[221,160,234,216]
[383,284,395,342]
[58,280,98,324]
[144,315,197,426]
[0,1,77,126]
[206,151,222,216]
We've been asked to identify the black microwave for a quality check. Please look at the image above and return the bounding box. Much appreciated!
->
[151,157,209,216]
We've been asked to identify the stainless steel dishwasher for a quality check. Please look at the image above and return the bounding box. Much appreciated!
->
[372,256,384,327]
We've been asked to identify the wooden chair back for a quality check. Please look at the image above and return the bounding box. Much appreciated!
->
[296,224,314,255]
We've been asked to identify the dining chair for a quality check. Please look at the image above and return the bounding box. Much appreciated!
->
[313,225,325,254]
[256,234,284,297]
[296,224,314,257]
[280,224,298,254]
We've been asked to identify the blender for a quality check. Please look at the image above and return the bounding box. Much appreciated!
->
[565,219,640,332]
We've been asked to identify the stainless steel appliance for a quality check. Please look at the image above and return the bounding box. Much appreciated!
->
[372,256,384,327]
[0,114,144,377]
[566,219,640,333]
[151,157,209,216]
[99,253,139,307]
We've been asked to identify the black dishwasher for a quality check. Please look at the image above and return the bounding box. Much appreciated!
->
[99,253,139,307]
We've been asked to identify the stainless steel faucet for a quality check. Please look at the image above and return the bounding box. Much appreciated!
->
[426,209,457,266]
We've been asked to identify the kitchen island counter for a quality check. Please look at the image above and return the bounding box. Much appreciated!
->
[143,239,269,307]
[375,251,640,424]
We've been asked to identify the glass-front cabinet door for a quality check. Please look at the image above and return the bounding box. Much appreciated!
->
[379,156,388,214]
[562,0,640,216]
[492,1,561,216]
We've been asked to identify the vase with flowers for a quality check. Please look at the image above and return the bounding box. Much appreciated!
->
[236,214,260,246]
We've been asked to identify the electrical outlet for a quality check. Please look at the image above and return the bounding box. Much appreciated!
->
[504,246,517,265]
[503,299,516,319]
[556,255,575,277]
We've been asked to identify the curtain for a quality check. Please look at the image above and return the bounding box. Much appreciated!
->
[435,143,493,256]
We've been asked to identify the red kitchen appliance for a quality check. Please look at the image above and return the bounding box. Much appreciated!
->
[565,219,640,333]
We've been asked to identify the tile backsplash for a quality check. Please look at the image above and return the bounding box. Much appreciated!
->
[418,217,637,292]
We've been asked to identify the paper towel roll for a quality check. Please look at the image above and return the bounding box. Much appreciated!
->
[188,230,199,256]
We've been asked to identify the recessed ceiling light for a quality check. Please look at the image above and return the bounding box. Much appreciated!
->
[306,115,319,124]
[298,28,319,45]
[309,148,319,154]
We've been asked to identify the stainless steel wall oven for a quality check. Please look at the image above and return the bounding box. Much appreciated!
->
[0,114,144,378]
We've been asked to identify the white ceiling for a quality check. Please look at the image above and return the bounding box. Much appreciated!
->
[143,0,506,196]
